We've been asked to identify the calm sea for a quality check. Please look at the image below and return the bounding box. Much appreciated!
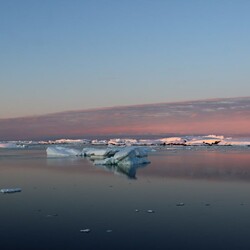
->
[1,146,250,250]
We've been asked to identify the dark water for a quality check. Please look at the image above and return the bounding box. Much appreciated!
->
[1,146,250,250]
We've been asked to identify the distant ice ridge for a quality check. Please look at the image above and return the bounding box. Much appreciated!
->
[2,135,250,148]
[40,139,91,145]
[0,142,26,149]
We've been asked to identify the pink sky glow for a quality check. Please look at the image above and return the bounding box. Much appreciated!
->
[0,97,250,140]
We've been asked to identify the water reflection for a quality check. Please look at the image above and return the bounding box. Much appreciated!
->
[146,149,250,182]
[1,147,250,250]
[46,155,149,179]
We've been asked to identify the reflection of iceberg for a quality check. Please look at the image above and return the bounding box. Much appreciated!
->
[95,162,148,179]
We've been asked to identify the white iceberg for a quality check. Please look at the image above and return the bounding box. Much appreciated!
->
[91,139,108,145]
[108,138,138,146]
[46,146,82,157]
[159,137,186,145]
[94,147,150,167]
[185,135,222,146]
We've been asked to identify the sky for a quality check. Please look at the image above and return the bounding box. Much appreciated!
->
[1,0,250,119]
[1,97,249,140]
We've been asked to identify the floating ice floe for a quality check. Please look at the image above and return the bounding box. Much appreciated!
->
[46,146,81,157]
[46,146,151,178]
[0,188,22,194]
[147,209,155,213]
[91,139,108,145]
[80,229,91,233]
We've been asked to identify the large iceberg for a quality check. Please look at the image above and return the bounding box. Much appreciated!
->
[45,145,151,178]
[46,146,150,166]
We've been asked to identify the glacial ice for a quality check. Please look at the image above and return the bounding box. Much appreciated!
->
[12,134,249,147]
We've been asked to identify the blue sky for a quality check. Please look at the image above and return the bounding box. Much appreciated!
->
[1,0,250,118]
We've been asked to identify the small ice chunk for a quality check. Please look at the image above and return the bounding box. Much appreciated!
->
[176,202,185,206]
[0,188,22,194]
[106,229,113,233]
[147,209,155,213]
[135,209,140,212]
[80,229,91,233]
[46,214,58,217]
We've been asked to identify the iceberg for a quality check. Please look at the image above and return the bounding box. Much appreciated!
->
[185,135,222,146]
[94,147,150,167]
[46,146,82,157]
[159,137,186,145]
[91,139,108,145]
[108,138,138,146]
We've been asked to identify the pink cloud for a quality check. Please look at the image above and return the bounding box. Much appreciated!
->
[0,97,250,140]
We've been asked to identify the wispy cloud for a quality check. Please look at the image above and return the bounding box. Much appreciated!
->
[0,97,250,140]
